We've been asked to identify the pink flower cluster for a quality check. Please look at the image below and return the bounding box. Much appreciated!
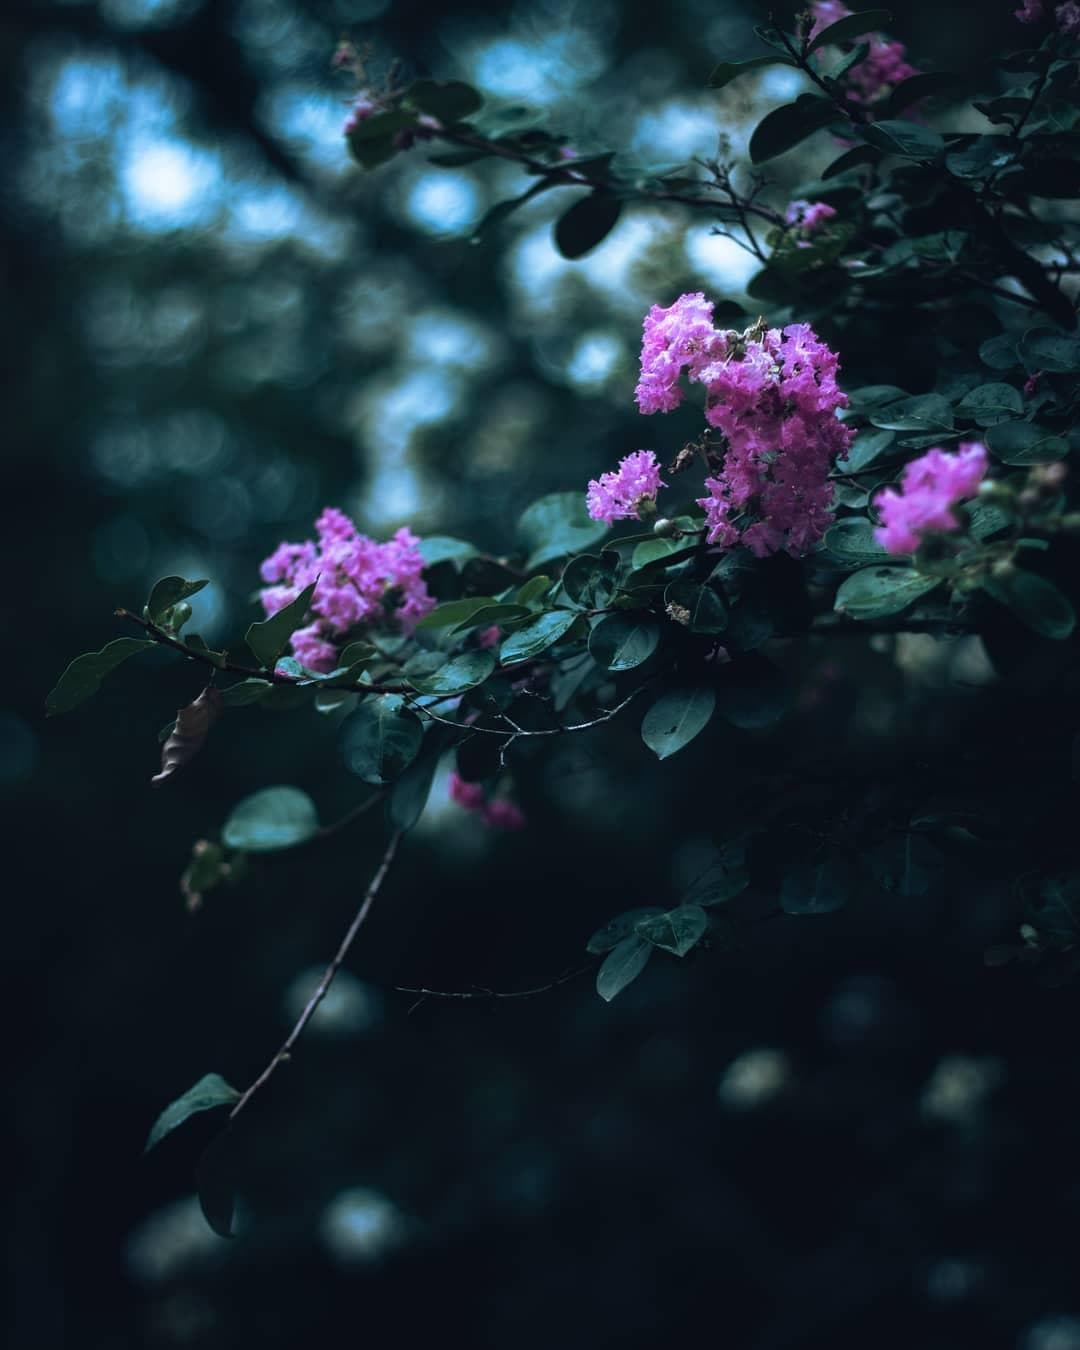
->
[449,772,526,830]
[586,450,666,525]
[1015,0,1078,29]
[873,443,988,555]
[809,1,919,105]
[344,91,382,134]
[259,507,435,670]
[785,200,838,234]
[635,293,853,558]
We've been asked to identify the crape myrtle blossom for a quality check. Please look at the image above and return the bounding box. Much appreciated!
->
[259,507,435,671]
[586,450,666,525]
[449,772,526,830]
[808,1,919,105]
[785,200,838,235]
[634,293,853,558]
[873,443,989,555]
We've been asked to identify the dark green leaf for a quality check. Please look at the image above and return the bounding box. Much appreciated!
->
[416,597,497,631]
[860,119,945,160]
[586,907,665,955]
[500,610,579,664]
[835,427,896,473]
[561,552,618,608]
[596,936,652,1002]
[641,685,716,760]
[708,55,794,88]
[781,860,849,915]
[195,1132,236,1239]
[588,614,660,671]
[146,575,209,627]
[749,96,838,164]
[822,145,881,178]
[982,568,1075,640]
[387,735,444,831]
[954,382,1024,426]
[554,193,622,260]
[1019,327,1080,374]
[834,566,941,618]
[868,833,945,896]
[636,904,708,956]
[451,603,533,635]
[408,650,497,696]
[418,536,478,568]
[145,1073,240,1153]
[824,518,888,565]
[341,696,424,783]
[663,581,727,633]
[979,333,1020,371]
[406,79,484,121]
[220,678,273,709]
[887,71,960,115]
[46,637,154,716]
[515,575,553,608]
[869,393,953,432]
[245,581,317,670]
[222,786,320,851]
[847,384,907,411]
[518,492,609,569]
[808,8,892,53]
[985,420,1069,464]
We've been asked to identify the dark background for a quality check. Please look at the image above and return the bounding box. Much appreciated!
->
[9,2,1080,1347]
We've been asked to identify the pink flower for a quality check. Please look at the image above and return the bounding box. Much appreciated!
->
[873,443,988,555]
[636,292,727,415]
[449,771,486,812]
[785,200,838,234]
[586,450,666,525]
[808,2,919,105]
[1024,371,1044,398]
[1015,0,1044,19]
[257,508,435,670]
[344,91,382,135]
[476,625,501,650]
[1057,0,1080,32]
[808,0,851,39]
[448,772,526,830]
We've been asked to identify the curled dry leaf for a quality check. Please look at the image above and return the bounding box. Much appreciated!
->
[153,686,224,786]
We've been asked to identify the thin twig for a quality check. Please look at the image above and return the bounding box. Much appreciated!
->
[229,829,403,1121]
[396,964,593,1013]
[404,683,650,741]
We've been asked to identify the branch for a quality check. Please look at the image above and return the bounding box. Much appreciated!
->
[229,829,403,1122]
[396,964,593,1013]
[403,683,651,742]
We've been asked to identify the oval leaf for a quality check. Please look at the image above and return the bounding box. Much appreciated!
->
[408,650,496,696]
[588,613,660,671]
[824,518,889,565]
[586,907,665,955]
[834,566,941,619]
[223,786,320,851]
[554,192,622,259]
[750,95,837,164]
[46,637,155,717]
[596,936,652,1002]
[985,420,1069,464]
[518,492,610,570]
[982,569,1075,640]
[341,696,424,783]
[641,685,716,760]
[145,1073,240,1154]
[245,581,318,670]
[859,120,945,160]
[636,904,708,957]
[808,8,892,53]
[146,576,209,627]
[499,610,579,665]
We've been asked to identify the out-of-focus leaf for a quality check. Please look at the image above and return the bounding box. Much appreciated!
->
[554,192,622,259]
[808,8,892,53]
[46,638,155,716]
[341,696,425,783]
[222,786,320,851]
[834,566,941,618]
[518,493,609,569]
[641,685,716,759]
[152,686,223,786]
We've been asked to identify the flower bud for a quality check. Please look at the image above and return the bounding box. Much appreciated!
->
[652,517,677,537]
[165,601,193,631]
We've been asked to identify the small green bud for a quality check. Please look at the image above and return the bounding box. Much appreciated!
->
[652,517,677,538]
[165,601,193,632]
[990,558,1016,580]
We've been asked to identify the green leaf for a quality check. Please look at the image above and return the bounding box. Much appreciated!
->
[663,581,727,633]
[588,614,660,671]
[822,145,881,178]
[1018,327,1080,374]
[554,192,623,259]
[823,518,888,565]
[146,575,209,627]
[195,1132,236,1239]
[499,610,579,665]
[982,569,1076,640]
[708,55,793,88]
[835,427,896,474]
[682,854,750,908]
[632,538,681,569]
[186,634,227,668]
[749,95,838,164]
[387,734,445,832]
[954,382,1024,426]
[245,581,318,670]
[641,685,716,760]
[859,119,946,160]
[636,904,708,957]
[596,936,652,1002]
[979,333,1020,371]
[418,536,479,568]
[408,650,497,696]
[985,420,1069,464]
[220,678,273,709]
[416,597,496,631]
[846,384,907,411]
[869,393,953,433]
[406,79,484,122]
[341,695,425,783]
[46,637,155,716]
[145,1073,240,1153]
[450,603,533,635]
[515,575,553,608]
[781,860,849,915]
[868,833,945,897]
[586,907,665,955]
[222,786,320,852]
[561,552,618,608]
[518,492,609,570]
[834,566,941,618]
[808,8,892,53]
[887,71,961,116]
